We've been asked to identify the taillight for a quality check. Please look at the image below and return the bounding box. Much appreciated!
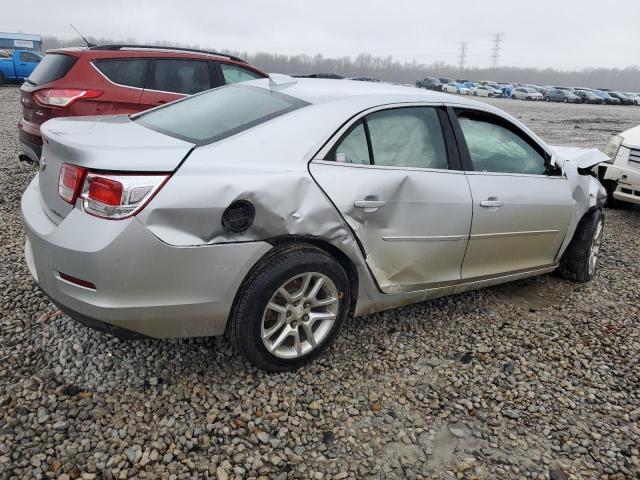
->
[34,89,103,108]
[58,163,87,204]
[80,173,170,219]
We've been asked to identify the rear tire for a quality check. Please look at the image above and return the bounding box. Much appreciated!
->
[228,244,351,372]
[555,209,604,283]
[0,73,4,86]
[545,97,550,102]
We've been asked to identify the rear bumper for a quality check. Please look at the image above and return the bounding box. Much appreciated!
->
[18,119,42,163]
[21,176,272,338]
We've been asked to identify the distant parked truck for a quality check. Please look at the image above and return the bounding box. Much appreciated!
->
[0,50,42,84]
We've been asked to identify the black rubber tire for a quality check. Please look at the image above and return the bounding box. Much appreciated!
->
[473,91,477,96]
[602,180,634,209]
[0,73,4,86]
[563,98,569,103]
[545,97,550,102]
[228,244,351,372]
[555,208,604,283]
[511,94,516,100]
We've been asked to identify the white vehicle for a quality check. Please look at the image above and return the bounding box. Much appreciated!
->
[623,93,640,105]
[443,82,470,95]
[598,126,640,207]
[512,87,543,101]
[472,85,502,97]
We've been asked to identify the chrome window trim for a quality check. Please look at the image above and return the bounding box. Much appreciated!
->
[309,158,464,175]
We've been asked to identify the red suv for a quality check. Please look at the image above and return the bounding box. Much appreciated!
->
[18,45,267,163]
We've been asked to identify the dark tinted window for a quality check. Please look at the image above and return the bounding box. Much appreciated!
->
[149,59,212,94]
[27,54,77,86]
[135,85,309,144]
[19,52,40,63]
[93,59,148,88]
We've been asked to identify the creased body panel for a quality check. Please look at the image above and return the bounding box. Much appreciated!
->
[309,161,473,293]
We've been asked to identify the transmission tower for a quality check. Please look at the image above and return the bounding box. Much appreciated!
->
[458,41,468,73]
[490,33,503,68]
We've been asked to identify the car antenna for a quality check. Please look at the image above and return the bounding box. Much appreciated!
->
[70,24,96,48]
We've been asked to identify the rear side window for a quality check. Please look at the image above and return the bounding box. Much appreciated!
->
[148,59,212,94]
[135,84,309,145]
[367,107,448,169]
[333,121,370,165]
[220,63,263,84]
[93,59,148,88]
[27,54,77,86]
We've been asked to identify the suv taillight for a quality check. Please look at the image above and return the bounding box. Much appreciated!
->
[34,89,103,108]
[58,164,169,219]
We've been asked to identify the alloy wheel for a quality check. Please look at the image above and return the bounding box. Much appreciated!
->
[261,272,340,359]
[588,219,604,276]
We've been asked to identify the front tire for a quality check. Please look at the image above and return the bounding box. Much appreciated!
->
[556,209,605,283]
[228,244,351,371]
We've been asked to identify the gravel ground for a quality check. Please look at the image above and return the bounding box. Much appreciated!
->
[0,86,639,480]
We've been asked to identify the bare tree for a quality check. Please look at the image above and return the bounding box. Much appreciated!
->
[41,35,640,91]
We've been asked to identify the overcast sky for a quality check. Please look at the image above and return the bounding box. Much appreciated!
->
[3,0,639,70]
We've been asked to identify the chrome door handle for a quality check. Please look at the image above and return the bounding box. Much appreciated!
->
[480,199,503,208]
[354,200,386,209]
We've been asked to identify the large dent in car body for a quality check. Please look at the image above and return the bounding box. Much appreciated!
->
[549,145,606,258]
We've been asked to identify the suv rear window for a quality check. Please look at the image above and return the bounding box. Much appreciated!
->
[26,53,77,86]
[135,84,309,145]
[93,59,148,88]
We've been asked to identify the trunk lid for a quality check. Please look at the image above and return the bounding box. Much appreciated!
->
[39,115,195,224]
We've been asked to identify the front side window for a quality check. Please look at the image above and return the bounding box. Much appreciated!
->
[149,59,212,95]
[94,59,148,88]
[457,112,547,175]
[220,63,263,84]
[135,84,309,145]
[366,107,448,169]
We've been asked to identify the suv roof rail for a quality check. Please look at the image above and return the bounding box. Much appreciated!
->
[88,44,247,63]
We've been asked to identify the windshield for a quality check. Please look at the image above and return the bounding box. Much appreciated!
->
[135,85,309,145]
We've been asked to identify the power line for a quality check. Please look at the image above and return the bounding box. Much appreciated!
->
[490,33,503,68]
[458,41,468,73]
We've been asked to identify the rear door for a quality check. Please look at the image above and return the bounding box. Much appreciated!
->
[310,105,473,293]
[91,58,149,114]
[451,108,573,279]
[140,58,215,110]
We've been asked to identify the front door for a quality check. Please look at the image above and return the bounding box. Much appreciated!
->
[452,108,574,278]
[310,106,473,293]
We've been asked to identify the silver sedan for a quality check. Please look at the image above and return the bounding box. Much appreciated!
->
[21,76,608,371]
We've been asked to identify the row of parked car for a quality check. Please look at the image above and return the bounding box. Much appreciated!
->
[415,77,640,105]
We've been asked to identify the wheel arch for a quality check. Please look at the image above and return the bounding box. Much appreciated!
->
[266,235,360,317]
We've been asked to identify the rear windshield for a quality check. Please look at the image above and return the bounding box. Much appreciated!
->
[135,84,309,145]
[27,53,77,86]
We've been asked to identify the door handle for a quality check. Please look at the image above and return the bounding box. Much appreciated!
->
[354,199,386,212]
[354,200,386,208]
[480,199,503,208]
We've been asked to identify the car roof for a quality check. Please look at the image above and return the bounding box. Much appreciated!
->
[243,77,486,106]
[46,45,253,67]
